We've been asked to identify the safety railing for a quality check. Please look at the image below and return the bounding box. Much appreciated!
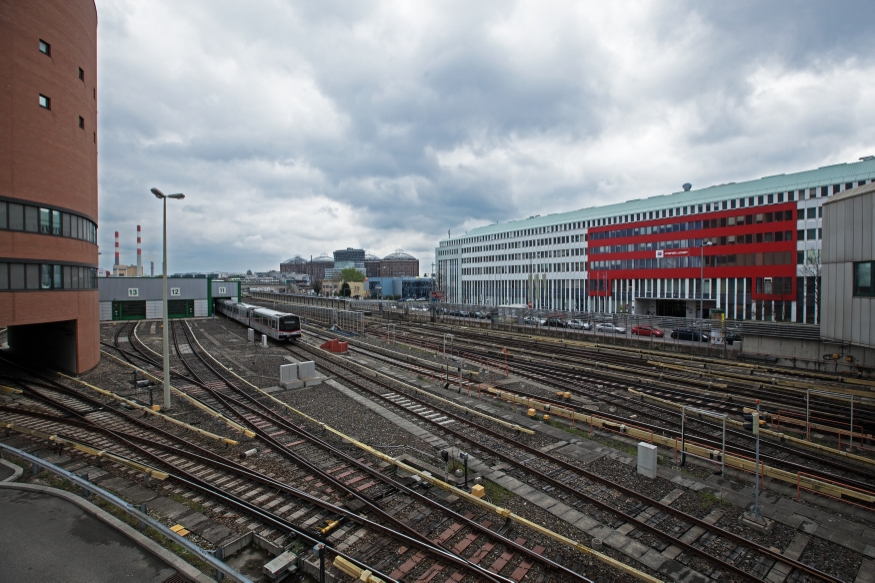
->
[796,471,875,511]
[0,443,253,583]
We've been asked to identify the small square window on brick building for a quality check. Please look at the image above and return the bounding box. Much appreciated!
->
[79,68,84,81]
[39,40,50,55]
[39,94,50,109]
[78,116,84,129]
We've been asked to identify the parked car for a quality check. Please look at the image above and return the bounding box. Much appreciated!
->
[726,331,743,345]
[596,323,626,334]
[566,319,586,329]
[670,328,709,342]
[545,318,566,328]
[631,325,664,338]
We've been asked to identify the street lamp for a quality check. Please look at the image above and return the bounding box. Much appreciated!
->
[699,240,713,321]
[151,187,185,411]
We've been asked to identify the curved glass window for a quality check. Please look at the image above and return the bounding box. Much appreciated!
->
[0,200,96,244]
[0,262,97,291]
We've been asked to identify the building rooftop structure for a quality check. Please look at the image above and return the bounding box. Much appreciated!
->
[383,249,416,261]
[445,159,875,243]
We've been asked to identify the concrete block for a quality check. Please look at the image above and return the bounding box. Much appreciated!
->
[280,364,298,383]
[637,442,658,479]
[298,361,316,379]
[264,550,298,579]
[248,328,254,342]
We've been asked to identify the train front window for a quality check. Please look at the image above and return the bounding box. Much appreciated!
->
[280,317,299,331]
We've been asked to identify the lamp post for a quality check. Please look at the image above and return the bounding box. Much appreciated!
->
[151,187,185,411]
[699,241,713,320]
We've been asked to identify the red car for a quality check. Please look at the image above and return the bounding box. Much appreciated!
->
[632,325,664,337]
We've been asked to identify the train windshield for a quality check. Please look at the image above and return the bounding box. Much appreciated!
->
[279,316,300,331]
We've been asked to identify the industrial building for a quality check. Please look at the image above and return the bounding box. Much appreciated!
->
[110,226,145,276]
[97,277,240,321]
[281,248,421,284]
[436,157,875,322]
[280,253,333,283]
[821,181,875,349]
[0,0,100,373]
[368,276,434,300]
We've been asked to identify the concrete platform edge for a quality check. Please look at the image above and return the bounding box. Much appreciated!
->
[1,458,23,482]
[0,482,215,583]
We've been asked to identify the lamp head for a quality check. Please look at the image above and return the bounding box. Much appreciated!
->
[168,193,185,200]
[151,187,165,199]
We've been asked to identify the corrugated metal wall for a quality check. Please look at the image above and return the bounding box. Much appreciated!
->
[822,189,875,347]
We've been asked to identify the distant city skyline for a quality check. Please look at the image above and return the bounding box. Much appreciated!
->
[96,1,875,274]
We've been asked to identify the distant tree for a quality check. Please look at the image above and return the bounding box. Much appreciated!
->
[802,249,822,324]
[340,282,351,297]
[340,267,365,282]
[312,280,323,294]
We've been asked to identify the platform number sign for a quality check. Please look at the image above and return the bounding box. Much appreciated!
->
[170,287,181,297]
[218,286,227,294]
[128,288,139,297]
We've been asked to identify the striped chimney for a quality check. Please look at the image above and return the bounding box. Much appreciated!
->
[114,231,120,266]
[137,225,142,269]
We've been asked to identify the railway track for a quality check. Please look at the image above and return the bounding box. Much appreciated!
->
[361,322,875,482]
[119,320,601,582]
[286,336,844,583]
[325,325,875,501]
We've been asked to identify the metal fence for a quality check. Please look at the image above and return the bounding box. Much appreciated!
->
[249,292,364,335]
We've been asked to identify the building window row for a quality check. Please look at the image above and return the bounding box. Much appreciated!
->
[756,277,793,295]
[440,180,869,249]
[797,228,823,241]
[592,251,794,271]
[0,200,97,244]
[854,261,874,297]
[0,262,97,291]
[592,231,794,255]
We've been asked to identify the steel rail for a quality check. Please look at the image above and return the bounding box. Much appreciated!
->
[157,321,512,583]
[168,320,588,583]
[293,341,843,583]
[364,326,875,483]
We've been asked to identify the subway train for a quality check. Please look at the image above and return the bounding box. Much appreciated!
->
[216,299,302,341]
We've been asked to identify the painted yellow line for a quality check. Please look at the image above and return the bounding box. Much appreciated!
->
[0,421,169,479]
[58,367,242,446]
[100,350,256,439]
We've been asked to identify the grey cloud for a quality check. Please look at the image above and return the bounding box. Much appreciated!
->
[95,1,875,273]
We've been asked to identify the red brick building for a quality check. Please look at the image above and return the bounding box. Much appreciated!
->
[0,0,99,373]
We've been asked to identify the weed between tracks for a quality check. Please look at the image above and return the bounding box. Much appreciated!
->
[482,480,514,507]
[170,493,209,515]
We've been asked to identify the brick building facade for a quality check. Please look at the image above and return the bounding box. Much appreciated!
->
[0,0,99,373]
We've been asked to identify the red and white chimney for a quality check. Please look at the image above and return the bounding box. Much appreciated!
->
[136,225,142,271]
[114,231,120,266]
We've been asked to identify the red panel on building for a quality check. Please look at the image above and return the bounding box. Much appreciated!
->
[586,203,797,301]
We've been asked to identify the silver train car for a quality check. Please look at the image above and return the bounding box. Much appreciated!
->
[216,299,302,341]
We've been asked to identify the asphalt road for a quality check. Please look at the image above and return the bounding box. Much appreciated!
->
[0,488,177,583]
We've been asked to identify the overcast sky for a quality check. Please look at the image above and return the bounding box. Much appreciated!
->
[96,0,875,275]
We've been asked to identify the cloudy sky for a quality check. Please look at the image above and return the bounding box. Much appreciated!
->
[96,0,875,275]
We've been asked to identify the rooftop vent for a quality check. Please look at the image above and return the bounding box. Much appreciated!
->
[682,183,692,192]
[860,155,875,161]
